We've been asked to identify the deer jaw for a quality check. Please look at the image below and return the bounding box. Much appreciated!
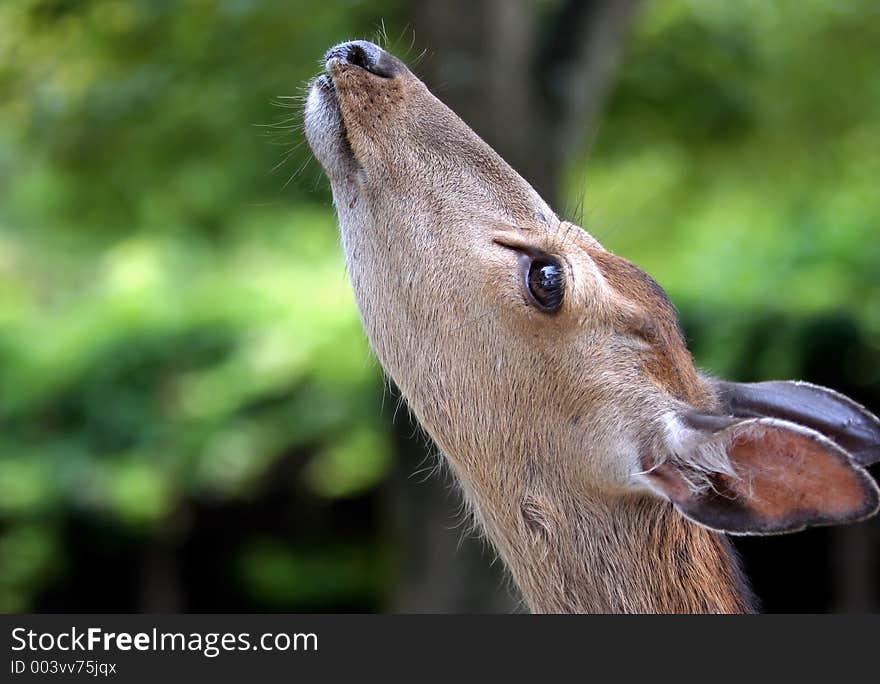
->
[305,42,880,613]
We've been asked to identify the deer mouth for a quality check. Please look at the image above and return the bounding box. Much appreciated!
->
[314,73,335,97]
[304,70,360,179]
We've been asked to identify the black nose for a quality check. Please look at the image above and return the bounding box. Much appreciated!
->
[324,40,396,78]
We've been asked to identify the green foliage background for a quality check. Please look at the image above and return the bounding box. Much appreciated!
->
[1,0,878,611]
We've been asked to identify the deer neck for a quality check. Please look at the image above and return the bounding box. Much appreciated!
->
[448,450,755,614]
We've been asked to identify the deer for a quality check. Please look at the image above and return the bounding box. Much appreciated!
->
[303,40,880,613]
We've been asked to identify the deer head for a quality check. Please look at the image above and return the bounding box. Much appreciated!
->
[304,41,880,612]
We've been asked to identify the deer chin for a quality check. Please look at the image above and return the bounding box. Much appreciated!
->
[304,74,361,181]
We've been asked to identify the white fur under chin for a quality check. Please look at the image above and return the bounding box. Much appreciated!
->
[304,81,358,180]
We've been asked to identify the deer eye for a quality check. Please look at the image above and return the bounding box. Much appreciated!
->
[524,256,565,313]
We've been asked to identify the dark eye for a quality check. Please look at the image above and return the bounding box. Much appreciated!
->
[524,257,565,312]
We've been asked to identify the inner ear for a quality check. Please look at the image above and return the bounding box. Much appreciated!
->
[645,417,880,535]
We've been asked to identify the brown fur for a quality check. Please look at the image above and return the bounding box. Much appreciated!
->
[304,42,877,613]
[587,248,713,407]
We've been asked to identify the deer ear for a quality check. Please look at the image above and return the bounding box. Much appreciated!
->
[711,379,880,467]
[643,414,880,535]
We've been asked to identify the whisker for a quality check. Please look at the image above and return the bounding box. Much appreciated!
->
[281,156,312,190]
[268,146,301,175]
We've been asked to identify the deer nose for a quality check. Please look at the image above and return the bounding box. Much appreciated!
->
[324,40,396,78]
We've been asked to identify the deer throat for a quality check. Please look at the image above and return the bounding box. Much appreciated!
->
[454,462,756,614]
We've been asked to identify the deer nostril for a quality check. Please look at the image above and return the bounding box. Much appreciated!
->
[347,45,371,70]
[324,40,396,78]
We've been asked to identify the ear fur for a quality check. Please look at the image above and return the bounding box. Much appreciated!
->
[643,413,880,535]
